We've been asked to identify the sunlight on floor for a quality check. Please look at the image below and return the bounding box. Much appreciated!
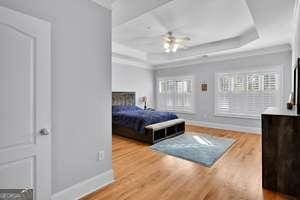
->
[193,135,215,146]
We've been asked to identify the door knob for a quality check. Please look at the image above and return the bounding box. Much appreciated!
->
[40,128,50,136]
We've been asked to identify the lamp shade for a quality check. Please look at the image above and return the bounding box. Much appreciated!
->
[141,96,147,102]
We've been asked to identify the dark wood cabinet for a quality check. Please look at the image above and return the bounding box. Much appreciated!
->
[262,108,300,197]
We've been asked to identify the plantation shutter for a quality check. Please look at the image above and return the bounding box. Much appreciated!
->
[215,70,281,118]
[157,77,193,112]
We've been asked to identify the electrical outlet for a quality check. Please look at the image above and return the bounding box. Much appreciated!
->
[98,151,104,161]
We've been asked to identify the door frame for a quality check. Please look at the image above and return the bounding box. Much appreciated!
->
[0,6,51,199]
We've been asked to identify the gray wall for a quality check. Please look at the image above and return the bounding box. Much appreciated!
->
[112,62,155,108]
[155,51,292,129]
[0,0,112,194]
[293,4,300,67]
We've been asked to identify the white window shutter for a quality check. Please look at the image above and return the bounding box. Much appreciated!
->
[157,77,193,112]
[215,70,281,118]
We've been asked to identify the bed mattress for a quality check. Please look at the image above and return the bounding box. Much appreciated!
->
[112,106,178,133]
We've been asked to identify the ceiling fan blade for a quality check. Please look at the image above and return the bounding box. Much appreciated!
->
[162,35,172,42]
[120,36,161,46]
[130,35,161,42]
[176,36,191,41]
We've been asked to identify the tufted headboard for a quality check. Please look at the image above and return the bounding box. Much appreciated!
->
[112,92,136,106]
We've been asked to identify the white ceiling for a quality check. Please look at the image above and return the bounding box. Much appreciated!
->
[113,0,255,53]
[109,0,296,67]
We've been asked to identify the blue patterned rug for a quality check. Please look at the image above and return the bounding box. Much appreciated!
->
[151,132,235,167]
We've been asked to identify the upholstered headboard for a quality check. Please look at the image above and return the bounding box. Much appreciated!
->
[112,92,135,106]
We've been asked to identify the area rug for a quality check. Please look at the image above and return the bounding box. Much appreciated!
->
[151,132,235,167]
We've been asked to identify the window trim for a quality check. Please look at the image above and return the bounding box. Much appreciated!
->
[156,75,195,114]
[214,66,283,119]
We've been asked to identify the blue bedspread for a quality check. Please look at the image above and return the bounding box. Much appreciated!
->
[112,106,178,133]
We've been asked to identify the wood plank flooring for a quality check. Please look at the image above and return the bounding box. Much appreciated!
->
[82,125,296,200]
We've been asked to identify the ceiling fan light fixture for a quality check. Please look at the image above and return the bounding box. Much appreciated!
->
[162,32,190,53]
[164,42,170,49]
[172,44,179,52]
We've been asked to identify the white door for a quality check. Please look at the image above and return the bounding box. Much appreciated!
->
[0,6,51,200]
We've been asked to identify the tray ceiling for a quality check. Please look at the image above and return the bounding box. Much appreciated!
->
[113,0,256,53]
[110,0,295,67]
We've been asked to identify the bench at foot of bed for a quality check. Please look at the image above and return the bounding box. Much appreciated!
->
[112,119,185,144]
[145,119,185,144]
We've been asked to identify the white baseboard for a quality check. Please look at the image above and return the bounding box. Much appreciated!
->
[51,169,114,200]
[186,120,261,134]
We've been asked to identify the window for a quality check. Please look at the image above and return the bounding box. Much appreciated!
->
[215,70,281,118]
[157,76,194,112]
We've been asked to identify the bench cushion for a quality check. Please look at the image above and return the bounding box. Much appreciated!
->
[145,119,185,131]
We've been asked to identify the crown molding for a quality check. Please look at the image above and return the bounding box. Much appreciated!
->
[90,0,112,10]
[112,43,290,70]
[154,44,291,69]
[112,56,154,70]
[112,42,148,61]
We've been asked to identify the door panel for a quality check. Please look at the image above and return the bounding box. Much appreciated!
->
[0,6,51,200]
[0,24,35,149]
[0,157,34,189]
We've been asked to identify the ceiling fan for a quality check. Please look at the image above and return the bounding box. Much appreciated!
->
[162,31,190,53]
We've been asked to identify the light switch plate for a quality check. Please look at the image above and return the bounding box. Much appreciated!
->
[98,151,105,161]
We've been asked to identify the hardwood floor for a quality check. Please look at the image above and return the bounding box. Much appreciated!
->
[82,125,296,200]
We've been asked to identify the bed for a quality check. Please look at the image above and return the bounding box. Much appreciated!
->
[112,92,185,144]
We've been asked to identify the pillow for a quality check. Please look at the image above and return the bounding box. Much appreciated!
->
[112,105,142,113]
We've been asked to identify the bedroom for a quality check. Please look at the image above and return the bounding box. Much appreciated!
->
[0,0,299,200]
[106,0,298,199]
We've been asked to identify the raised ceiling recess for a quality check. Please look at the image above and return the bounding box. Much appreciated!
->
[110,0,295,68]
